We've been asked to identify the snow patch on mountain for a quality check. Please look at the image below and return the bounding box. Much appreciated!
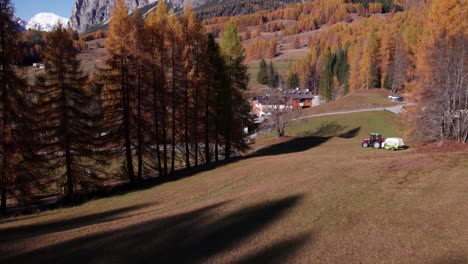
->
[26,13,69,32]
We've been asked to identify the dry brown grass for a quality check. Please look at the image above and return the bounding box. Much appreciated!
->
[247,48,310,94]
[414,140,468,153]
[78,39,108,72]
[1,111,466,263]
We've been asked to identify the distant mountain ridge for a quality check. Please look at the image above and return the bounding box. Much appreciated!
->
[69,0,215,33]
[69,0,302,33]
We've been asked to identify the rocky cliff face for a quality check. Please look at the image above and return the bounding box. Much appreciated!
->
[68,0,156,33]
[13,16,27,32]
[68,0,210,33]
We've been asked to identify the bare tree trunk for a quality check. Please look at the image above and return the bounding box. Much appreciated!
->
[152,72,162,177]
[170,41,176,176]
[225,105,232,160]
[215,128,219,162]
[194,50,200,167]
[162,95,168,177]
[61,67,74,198]
[159,49,168,177]
[1,189,6,215]
[0,119,6,212]
[225,71,232,160]
[204,81,210,164]
[137,69,143,181]
[122,56,135,183]
[184,76,190,169]
[65,149,74,198]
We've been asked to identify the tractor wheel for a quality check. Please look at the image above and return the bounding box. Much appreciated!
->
[390,147,395,151]
[362,142,368,148]
[373,142,381,149]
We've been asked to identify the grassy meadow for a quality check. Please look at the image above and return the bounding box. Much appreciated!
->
[1,109,466,263]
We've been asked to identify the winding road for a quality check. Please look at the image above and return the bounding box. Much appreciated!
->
[293,103,415,121]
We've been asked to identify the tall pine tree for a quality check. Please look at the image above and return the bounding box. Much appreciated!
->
[35,24,102,200]
[130,10,147,181]
[104,0,136,183]
[220,21,249,159]
[319,49,334,102]
[257,59,267,85]
[203,34,228,163]
[166,12,183,174]
[144,1,169,177]
[0,0,43,212]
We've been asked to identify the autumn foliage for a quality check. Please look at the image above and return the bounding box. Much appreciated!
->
[406,0,467,143]
[0,0,465,213]
[0,0,251,211]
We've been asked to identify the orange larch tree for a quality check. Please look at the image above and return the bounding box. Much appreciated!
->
[103,0,136,183]
[408,0,467,143]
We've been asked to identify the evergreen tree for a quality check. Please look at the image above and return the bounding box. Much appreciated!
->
[333,46,350,94]
[319,49,334,102]
[220,21,249,159]
[267,61,279,88]
[288,73,300,89]
[333,47,348,85]
[203,34,227,163]
[257,59,267,84]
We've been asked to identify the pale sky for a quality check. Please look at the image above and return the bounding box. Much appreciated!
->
[12,0,75,21]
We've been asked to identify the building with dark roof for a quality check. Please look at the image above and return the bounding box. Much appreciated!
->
[252,88,319,117]
[280,88,314,108]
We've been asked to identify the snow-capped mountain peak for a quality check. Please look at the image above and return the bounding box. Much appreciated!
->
[26,13,69,32]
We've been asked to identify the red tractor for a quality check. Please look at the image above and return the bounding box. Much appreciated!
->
[362,133,385,149]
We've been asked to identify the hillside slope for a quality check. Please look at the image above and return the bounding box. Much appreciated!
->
[1,111,467,263]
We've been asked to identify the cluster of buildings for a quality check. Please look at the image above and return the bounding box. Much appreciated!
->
[252,88,323,117]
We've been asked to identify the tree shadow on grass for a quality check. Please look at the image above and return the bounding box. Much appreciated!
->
[2,122,359,216]
[214,122,359,158]
[3,195,314,264]
[0,202,158,246]
[115,122,360,195]
[249,136,330,157]
[300,121,361,139]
